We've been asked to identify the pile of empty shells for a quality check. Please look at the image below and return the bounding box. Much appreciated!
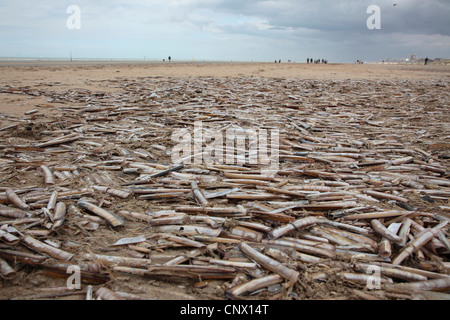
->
[0,75,449,300]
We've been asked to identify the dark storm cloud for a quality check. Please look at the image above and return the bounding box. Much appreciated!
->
[179,0,450,36]
[175,0,450,61]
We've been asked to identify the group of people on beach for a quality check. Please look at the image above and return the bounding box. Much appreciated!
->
[307,58,327,64]
[161,56,431,65]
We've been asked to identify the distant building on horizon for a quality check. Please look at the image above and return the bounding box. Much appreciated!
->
[383,55,449,65]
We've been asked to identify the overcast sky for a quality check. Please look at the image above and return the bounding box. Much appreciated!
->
[0,0,449,62]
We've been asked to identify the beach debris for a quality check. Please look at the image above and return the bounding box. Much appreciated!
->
[0,74,448,300]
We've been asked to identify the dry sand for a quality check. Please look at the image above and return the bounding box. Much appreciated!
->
[0,61,449,301]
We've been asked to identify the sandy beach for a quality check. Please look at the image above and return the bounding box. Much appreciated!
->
[1,61,448,116]
[0,61,449,301]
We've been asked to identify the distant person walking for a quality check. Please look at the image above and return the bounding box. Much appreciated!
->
[168,56,172,63]
[424,57,428,65]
